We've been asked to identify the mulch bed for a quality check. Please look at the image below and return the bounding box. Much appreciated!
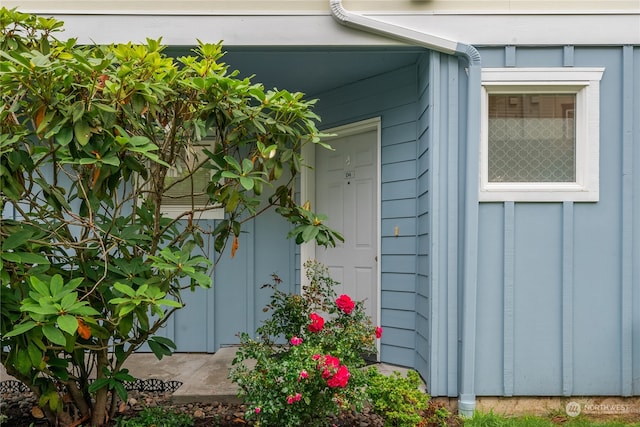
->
[1,387,463,426]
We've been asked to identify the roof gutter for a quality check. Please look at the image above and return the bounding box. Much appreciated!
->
[329,0,480,417]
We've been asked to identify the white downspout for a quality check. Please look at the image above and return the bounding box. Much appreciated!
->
[329,0,481,417]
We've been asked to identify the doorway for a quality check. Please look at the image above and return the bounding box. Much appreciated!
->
[301,118,381,329]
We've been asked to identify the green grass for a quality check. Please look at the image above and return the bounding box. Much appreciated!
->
[465,411,640,427]
[113,406,194,427]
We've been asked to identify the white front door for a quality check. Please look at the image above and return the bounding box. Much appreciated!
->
[310,119,380,328]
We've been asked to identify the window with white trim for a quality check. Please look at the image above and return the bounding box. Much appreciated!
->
[161,137,224,219]
[480,68,604,202]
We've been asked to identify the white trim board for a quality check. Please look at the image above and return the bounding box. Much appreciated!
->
[18,14,640,46]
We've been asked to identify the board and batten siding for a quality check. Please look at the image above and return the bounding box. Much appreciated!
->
[314,63,420,367]
[473,45,640,396]
[159,210,297,351]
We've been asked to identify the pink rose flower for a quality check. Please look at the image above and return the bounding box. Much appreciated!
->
[308,312,325,333]
[312,353,322,361]
[336,294,355,314]
[287,393,302,404]
[375,326,383,339]
[290,336,303,346]
[255,407,261,414]
[298,370,309,381]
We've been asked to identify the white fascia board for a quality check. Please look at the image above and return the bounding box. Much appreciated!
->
[379,13,640,46]
[35,14,399,46]
[17,13,640,46]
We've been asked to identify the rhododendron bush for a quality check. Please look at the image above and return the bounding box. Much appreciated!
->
[230,261,382,426]
[0,9,342,427]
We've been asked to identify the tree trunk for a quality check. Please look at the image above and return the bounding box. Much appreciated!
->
[64,379,91,418]
[90,349,110,426]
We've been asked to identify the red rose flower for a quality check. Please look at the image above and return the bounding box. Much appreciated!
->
[322,368,332,379]
[327,365,350,388]
[308,312,325,333]
[317,354,340,378]
[324,355,340,370]
[375,326,383,339]
[290,336,303,346]
[336,294,355,314]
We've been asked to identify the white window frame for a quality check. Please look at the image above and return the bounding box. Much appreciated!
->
[160,137,224,220]
[160,204,224,220]
[480,67,604,202]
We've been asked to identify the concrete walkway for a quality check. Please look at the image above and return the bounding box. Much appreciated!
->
[1,346,419,405]
[121,347,242,404]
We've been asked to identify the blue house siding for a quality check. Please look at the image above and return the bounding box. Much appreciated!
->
[413,44,640,399]
[315,64,420,367]
[415,52,432,390]
[474,45,640,396]
[628,45,640,397]
[160,210,297,351]
[416,51,468,398]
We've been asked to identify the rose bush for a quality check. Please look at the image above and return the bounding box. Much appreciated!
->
[230,260,382,427]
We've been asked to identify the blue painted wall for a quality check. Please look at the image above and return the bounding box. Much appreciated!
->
[159,210,296,352]
[472,45,640,396]
[417,51,467,398]
[411,44,640,398]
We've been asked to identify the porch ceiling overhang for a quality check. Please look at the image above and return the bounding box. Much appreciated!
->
[201,47,422,96]
[38,14,423,96]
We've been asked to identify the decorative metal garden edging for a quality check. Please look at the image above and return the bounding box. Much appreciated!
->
[0,378,183,394]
